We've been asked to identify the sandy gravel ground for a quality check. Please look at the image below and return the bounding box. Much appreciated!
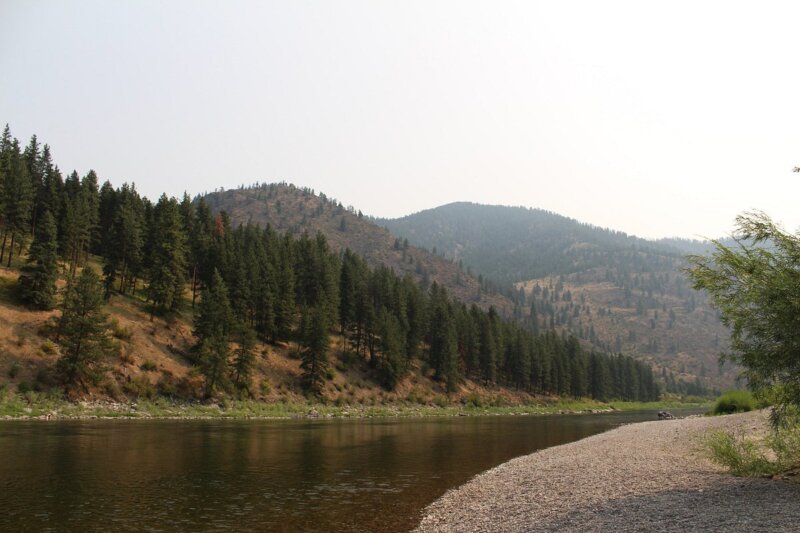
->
[416,410,800,532]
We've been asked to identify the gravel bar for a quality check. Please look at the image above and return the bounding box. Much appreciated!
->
[415,410,800,532]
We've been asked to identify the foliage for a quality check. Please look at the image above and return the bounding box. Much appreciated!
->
[140,360,158,372]
[713,390,756,415]
[145,194,187,314]
[1,125,663,404]
[687,212,800,415]
[55,267,113,390]
[300,305,330,396]
[231,324,257,394]
[19,210,59,309]
[382,201,684,285]
[123,375,157,399]
[194,270,234,397]
[706,424,800,477]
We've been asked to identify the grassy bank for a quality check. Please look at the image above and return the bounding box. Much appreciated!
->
[0,391,711,420]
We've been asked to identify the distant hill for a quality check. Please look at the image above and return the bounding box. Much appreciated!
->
[381,202,735,390]
[202,184,514,314]
[380,203,691,283]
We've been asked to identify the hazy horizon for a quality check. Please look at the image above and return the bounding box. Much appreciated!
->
[2,1,799,240]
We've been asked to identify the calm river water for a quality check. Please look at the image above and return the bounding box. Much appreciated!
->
[0,410,695,532]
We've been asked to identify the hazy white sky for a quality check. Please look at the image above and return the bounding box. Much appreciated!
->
[1,1,798,239]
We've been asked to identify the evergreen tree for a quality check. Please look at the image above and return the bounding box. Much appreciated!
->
[146,194,187,314]
[1,138,33,266]
[0,125,9,232]
[231,323,257,395]
[478,313,497,384]
[19,210,59,309]
[375,309,407,390]
[194,269,234,397]
[428,286,459,392]
[102,184,143,298]
[23,135,42,233]
[95,180,117,255]
[300,305,329,395]
[189,197,215,306]
[38,149,64,236]
[273,236,296,341]
[55,267,112,390]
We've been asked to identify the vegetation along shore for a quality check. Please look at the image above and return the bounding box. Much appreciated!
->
[0,393,707,421]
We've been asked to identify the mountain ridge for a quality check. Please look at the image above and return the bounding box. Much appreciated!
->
[203,184,515,315]
[379,201,734,390]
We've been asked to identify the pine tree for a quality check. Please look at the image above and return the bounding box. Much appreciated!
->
[146,194,187,314]
[1,138,33,266]
[0,125,9,232]
[190,198,215,306]
[231,324,257,395]
[273,237,296,341]
[19,210,59,309]
[428,288,459,391]
[56,267,112,390]
[38,146,63,233]
[478,313,497,384]
[95,180,117,256]
[375,309,406,390]
[81,170,100,257]
[300,305,329,396]
[23,135,42,233]
[102,183,143,298]
[194,269,234,397]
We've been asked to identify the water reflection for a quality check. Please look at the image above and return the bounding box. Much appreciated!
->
[0,410,693,532]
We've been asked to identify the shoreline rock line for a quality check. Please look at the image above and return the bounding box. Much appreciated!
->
[416,410,800,532]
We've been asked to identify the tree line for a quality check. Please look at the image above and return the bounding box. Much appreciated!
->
[0,125,658,401]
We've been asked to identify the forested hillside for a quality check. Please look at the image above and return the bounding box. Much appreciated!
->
[0,126,661,405]
[382,202,733,390]
[204,185,513,314]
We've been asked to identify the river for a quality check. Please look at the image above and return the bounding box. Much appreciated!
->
[0,410,696,532]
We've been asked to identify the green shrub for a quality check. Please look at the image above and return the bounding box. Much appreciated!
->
[713,390,755,415]
[40,340,57,355]
[109,319,133,341]
[140,359,158,372]
[104,379,123,400]
[433,395,449,407]
[8,362,21,379]
[464,391,483,407]
[17,381,34,394]
[707,425,800,477]
[123,376,157,399]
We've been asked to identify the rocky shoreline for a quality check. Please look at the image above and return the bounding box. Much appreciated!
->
[415,410,800,532]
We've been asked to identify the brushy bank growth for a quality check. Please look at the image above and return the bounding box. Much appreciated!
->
[713,390,756,415]
[0,389,709,420]
[706,422,800,478]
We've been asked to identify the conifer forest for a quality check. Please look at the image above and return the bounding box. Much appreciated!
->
[0,125,659,402]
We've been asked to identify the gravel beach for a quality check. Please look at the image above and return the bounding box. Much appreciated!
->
[416,410,800,532]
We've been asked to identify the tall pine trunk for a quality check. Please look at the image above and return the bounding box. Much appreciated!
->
[191,265,198,308]
[6,233,15,267]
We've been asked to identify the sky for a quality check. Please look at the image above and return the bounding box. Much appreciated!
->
[1,1,799,240]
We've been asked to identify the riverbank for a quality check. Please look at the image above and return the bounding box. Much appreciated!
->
[416,410,800,532]
[0,393,708,420]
